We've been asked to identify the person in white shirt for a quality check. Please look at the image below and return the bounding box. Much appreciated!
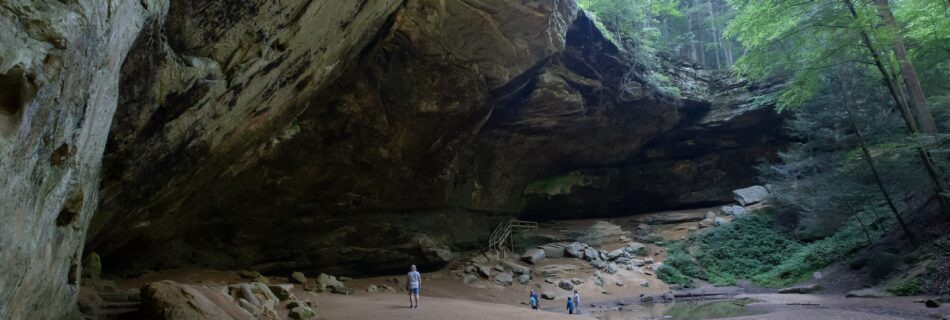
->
[573,290,581,313]
[407,265,422,308]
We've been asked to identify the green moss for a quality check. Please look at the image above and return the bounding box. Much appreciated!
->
[523,171,594,196]
[887,277,924,296]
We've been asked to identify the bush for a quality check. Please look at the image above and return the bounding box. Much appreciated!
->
[657,264,696,289]
[695,213,802,285]
[752,226,867,287]
[888,277,924,296]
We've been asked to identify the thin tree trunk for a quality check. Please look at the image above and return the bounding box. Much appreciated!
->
[686,0,698,63]
[846,201,874,243]
[841,84,917,242]
[874,0,938,133]
[843,0,950,219]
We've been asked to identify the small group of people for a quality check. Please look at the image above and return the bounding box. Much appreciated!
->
[406,264,583,315]
[528,289,581,315]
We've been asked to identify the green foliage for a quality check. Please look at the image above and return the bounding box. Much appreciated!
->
[657,264,696,289]
[752,226,868,288]
[695,213,802,285]
[888,277,924,296]
[666,242,706,279]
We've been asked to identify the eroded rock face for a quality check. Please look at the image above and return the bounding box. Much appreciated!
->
[0,1,166,319]
[83,0,786,277]
[2,1,786,318]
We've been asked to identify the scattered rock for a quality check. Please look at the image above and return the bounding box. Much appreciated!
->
[558,280,574,291]
[366,285,379,293]
[268,284,294,300]
[778,284,822,294]
[541,292,556,300]
[494,273,513,286]
[290,271,307,284]
[517,274,531,285]
[662,292,675,302]
[237,270,269,284]
[493,265,505,272]
[316,273,344,291]
[521,248,546,264]
[501,261,532,276]
[289,306,316,319]
[846,288,892,298]
[640,295,654,303]
[338,276,353,281]
[566,242,588,258]
[379,284,396,293]
[463,274,478,284]
[640,281,650,287]
[606,263,618,274]
[464,265,476,274]
[607,248,627,260]
[720,205,746,217]
[544,278,555,284]
[625,242,647,256]
[925,299,942,308]
[733,185,769,205]
[714,217,728,226]
[472,255,490,265]
[330,287,354,295]
[615,280,624,287]
[570,278,585,285]
[475,264,492,278]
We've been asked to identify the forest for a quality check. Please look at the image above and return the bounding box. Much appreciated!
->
[582,0,950,295]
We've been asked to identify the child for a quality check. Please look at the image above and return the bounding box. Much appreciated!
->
[566,296,575,314]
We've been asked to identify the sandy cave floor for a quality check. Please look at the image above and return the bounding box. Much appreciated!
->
[99,206,950,319]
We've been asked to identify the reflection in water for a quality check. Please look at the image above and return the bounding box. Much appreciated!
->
[592,299,760,320]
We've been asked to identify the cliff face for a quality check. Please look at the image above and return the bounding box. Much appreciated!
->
[0,1,166,319]
[0,1,785,319]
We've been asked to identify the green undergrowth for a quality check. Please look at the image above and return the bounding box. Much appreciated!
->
[657,209,872,288]
[888,277,924,296]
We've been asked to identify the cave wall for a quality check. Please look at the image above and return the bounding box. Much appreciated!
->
[0,1,166,319]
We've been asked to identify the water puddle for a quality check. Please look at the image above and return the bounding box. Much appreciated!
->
[590,299,762,320]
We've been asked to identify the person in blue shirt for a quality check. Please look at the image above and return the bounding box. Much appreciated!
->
[407,265,421,308]
[566,296,575,314]
[529,290,540,310]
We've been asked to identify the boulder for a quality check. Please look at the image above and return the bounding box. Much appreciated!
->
[570,278,585,285]
[607,249,626,260]
[316,273,344,291]
[331,287,354,295]
[845,288,892,298]
[640,281,650,287]
[733,185,770,205]
[640,295,654,303]
[494,273,513,286]
[472,255,490,265]
[615,280,624,287]
[584,248,600,262]
[290,272,307,284]
[925,299,941,308]
[606,263,618,274]
[539,243,569,258]
[778,284,822,294]
[521,248,546,264]
[720,205,747,216]
[238,271,270,284]
[82,252,102,279]
[289,306,316,320]
[501,261,532,276]
[629,259,645,266]
[463,274,478,284]
[475,264,492,278]
[566,242,588,258]
[625,242,647,256]
[141,281,257,320]
[661,292,675,302]
[541,292,556,300]
[267,284,294,300]
[517,275,531,285]
[714,217,728,226]
[558,280,574,291]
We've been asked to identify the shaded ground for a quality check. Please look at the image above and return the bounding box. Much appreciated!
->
[92,206,950,319]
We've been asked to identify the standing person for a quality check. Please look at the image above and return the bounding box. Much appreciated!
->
[407,265,421,308]
[529,290,540,310]
[573,290,581,314]
[566,296,575,315]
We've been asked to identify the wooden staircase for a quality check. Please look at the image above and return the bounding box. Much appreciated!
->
[488,219,537,257]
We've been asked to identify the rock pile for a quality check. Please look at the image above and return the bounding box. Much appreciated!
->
[458,253,533,287]
[562,241,650,274]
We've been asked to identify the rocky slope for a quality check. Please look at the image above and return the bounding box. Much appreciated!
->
[0,1,785,319]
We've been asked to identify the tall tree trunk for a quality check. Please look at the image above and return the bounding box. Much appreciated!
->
[686,0,698,63]
[707,0,722,69]
[874,0,938,133]
[843,0,950,219]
